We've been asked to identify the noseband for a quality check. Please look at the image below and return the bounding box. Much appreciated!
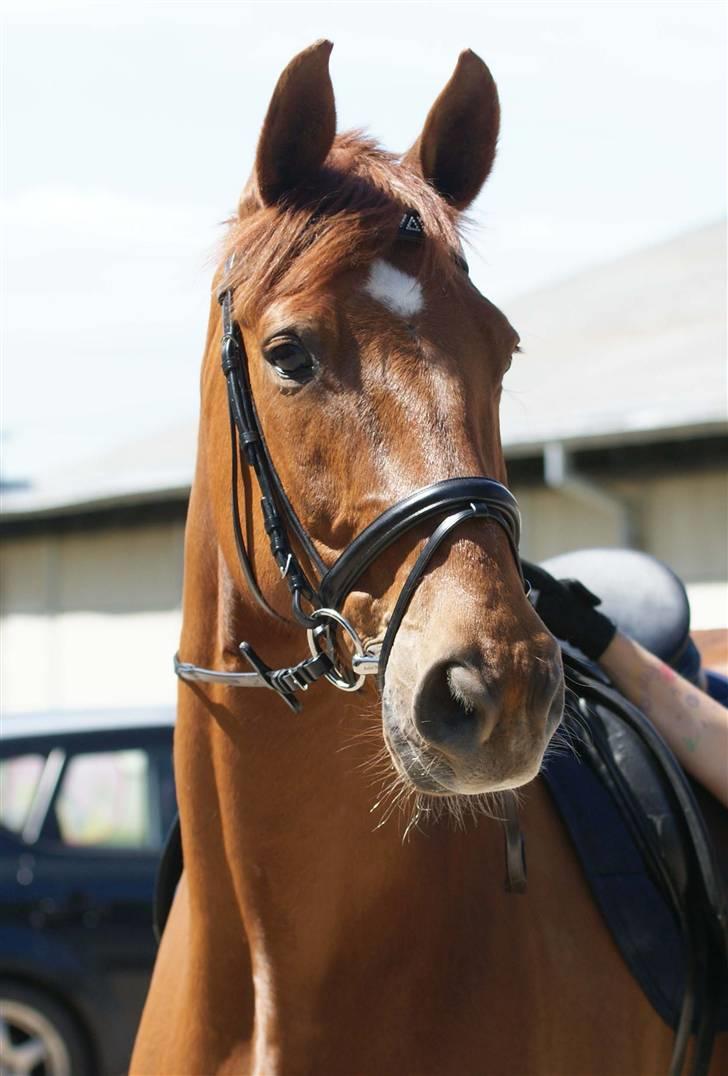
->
[175,214,524,712]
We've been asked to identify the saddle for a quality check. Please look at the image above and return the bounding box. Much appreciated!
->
[540,547,703,682]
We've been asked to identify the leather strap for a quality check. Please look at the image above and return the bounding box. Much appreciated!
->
[221,278,324,624]
[374,499,521,689]
[502,791,527,894]
[174,647,334,713]
[178,467,524,705]
[320,477,521,611]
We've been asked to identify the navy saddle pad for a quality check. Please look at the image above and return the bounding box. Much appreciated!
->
[543,721,728,1033]
[546,662,726,1032]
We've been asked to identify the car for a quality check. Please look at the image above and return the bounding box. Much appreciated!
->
[0,708,176,1076]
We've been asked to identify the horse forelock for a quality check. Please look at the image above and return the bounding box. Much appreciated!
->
[222,131,464,324]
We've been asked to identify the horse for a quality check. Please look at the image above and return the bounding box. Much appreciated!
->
[131,41,716,1075]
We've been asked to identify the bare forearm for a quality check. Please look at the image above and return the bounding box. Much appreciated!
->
[597,632,728,808]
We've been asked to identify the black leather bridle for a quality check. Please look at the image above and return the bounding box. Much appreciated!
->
[175,213,524,711]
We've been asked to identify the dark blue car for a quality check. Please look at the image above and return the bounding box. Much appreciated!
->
[0,709,176,1076]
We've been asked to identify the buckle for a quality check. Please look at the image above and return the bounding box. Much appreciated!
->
[221,332,242,375]
[239,643,301,712]
[238,643,335,713]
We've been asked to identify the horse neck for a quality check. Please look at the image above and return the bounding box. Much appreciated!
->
[175,473,515,1055]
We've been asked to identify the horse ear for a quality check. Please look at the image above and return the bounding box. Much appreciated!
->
[403,50,500,211]
[254,40,336,206]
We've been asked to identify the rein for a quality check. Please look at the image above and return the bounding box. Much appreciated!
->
[175,213,524,712]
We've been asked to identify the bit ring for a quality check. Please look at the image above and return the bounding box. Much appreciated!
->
[306,608,367,692]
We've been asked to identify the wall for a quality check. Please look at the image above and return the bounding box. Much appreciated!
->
[1,521,185,713]
[515,467,728,595]
[1,467,726,713]
[515,471,728,580]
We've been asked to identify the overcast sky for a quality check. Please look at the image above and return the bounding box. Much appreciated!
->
[1,0,725,484]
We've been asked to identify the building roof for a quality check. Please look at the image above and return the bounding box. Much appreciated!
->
[0,419,197,522]
[2,221,725,522]
[500,220,726,455]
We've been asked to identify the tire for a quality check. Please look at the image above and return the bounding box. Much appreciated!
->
[0,979,91,1076]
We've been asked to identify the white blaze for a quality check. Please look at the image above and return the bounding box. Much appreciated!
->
[364,259,424,318]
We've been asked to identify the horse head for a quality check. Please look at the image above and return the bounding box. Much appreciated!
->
[203,40,563,801]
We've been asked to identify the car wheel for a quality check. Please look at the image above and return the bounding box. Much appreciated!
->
[0,980,91,1076]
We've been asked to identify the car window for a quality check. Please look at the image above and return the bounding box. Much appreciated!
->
[0,753,46,833]
[53,749,157,849]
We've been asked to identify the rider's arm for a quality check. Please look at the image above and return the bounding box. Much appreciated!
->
[598,631,728,808]
[529,564,728,808]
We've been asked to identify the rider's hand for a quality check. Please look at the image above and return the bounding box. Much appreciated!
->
[526,564,617,662]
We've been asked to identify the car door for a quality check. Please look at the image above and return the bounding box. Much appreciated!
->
[18,728,175,1064]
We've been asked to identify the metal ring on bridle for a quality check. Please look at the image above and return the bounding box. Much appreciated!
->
[306,608,368,692]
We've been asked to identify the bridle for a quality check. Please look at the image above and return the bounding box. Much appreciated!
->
[175,212,525,712]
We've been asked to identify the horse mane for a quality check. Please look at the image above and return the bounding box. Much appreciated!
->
[223,131,464,323]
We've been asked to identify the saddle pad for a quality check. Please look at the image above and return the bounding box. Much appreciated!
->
[542,750,728,1032]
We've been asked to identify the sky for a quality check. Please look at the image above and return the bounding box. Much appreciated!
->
[1,0,726,485]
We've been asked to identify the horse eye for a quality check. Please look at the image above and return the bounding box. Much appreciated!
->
[503,344,521,375]
[263,336,316,383]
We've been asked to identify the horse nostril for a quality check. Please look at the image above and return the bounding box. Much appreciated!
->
[414,661,498,753]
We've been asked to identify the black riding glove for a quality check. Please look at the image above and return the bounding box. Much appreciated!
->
[526,563,617,662]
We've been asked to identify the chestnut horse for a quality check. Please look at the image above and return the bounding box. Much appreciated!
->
[131,42,714,1075]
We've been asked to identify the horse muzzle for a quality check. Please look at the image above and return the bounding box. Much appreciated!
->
[382,639,564,796]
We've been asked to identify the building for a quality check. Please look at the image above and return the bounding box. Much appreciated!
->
[500,220,726,612]
[1,222,726,712]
